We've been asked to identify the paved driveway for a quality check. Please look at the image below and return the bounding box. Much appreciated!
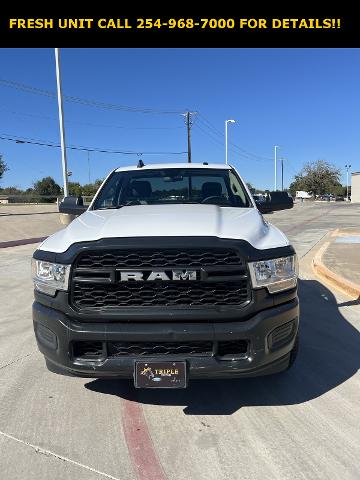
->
[0,202,359,480]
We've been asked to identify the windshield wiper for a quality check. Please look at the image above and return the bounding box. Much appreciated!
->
[95,201,144,210]
[95,205,125,210]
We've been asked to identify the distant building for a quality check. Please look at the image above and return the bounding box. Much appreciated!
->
[0,195,9,204]
[351,172,360,203]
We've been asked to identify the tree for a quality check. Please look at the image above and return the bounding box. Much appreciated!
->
[288,160,341,197]
[289,175,306,197]
[0,186,23,195]
[81,179,103,196]
[0,155,9,180]
[68,182,83,196]
[0,186,29,203]
[33,176,61,201]
[246,182,265,194]
[331,184,345,196]
[246,182,255,194]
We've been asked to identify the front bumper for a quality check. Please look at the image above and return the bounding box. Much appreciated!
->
[33,297,299,379]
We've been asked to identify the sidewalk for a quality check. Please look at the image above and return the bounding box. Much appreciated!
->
[313,228,360,298]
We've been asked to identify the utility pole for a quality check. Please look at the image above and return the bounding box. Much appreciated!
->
[186,112,192,163]
[55,48,69,197]
[87,151,91,184]
[280,157,284,191]
[183,111,197,163]
[345,164,351,201]
[274,145,279,191]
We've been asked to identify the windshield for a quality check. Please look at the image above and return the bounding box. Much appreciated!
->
[92,168,251,209]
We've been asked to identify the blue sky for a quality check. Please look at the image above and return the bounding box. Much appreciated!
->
[0,48,359,190]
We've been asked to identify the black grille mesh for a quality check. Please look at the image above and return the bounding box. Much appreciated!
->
[108,341,213,357]
[73,281,249,308]
[218,340,249,356]
[71,248,250,310]
[72,340,249,359]
[73,341,103,358]
[76,248,244,268]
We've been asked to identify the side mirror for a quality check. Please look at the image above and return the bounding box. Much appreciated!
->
[255,199,272,214]
[256,192,294,213]
[59,196,87,215]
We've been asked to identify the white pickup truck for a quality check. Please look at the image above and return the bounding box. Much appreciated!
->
[32,163,298,388]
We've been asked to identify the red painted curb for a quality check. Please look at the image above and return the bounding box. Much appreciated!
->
[0,237,47,249]
[122,399,166,480]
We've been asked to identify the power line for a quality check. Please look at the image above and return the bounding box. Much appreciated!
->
[0,133,187,156]
[193,123,225,149]
[198,115,272,161]
[193,122,268,163]
[194,122,240,155]
[0,107,184,130]
[197,114,272,161]
[0,80,272,161]
[0,79,185,115]
[286,159,299,176]
[194,123,238,154]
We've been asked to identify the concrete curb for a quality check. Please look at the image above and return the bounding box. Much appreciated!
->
[312,239,360,299]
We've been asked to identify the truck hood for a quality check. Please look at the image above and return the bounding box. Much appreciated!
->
[39,204,289,253]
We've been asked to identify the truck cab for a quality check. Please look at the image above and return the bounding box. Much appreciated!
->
[32,163,299,388]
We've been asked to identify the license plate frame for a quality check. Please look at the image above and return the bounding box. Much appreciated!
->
[134,361,187,389]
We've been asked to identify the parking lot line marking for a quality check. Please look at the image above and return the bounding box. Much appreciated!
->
[0,430,121,480]
[0,237,47,249]
[0,352,35,371]
[284,208,333,235]
[300,231,330,259]
[122,399,166,480]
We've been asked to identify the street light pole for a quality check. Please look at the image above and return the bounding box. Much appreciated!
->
[274,145,279,191]
[225,119,236,164]
[345,164,351,201]
[54,48,69,197]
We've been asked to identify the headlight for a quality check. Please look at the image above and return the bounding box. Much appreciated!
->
[31,259,70,296]
[248,255,298,293]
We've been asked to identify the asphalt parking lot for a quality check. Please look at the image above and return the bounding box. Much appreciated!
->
[0,202,359,480]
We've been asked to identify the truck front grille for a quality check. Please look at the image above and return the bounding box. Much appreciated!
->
[70,248,250,311]
[72,281,249,308]
[72,340,249,359]
[108,341,214,357]
[76,248,243,268]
